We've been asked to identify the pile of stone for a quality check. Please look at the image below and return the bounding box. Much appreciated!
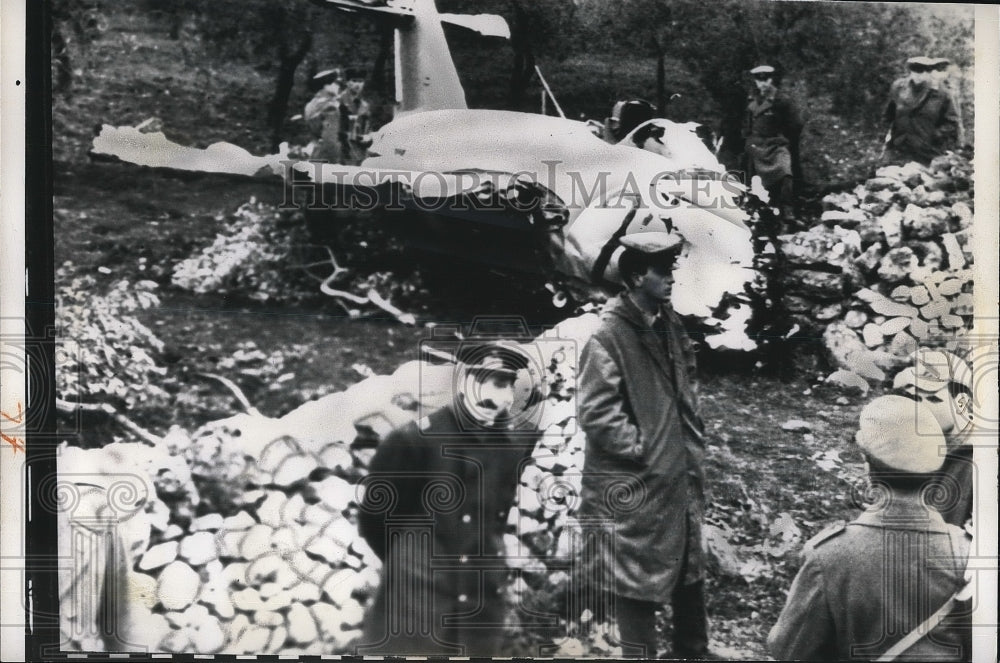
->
[777,153,974,388]
[128,447,376,655]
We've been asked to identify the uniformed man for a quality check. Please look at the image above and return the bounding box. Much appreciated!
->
[742,64,803,225]
[303,66,371,164]
[883,56,959,164]
[576,231,711,659]
[355,341,539,656]
[768,396,972,661]
[893,349,975,527]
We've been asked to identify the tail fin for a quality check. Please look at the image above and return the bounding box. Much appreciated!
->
[316,0,509,115]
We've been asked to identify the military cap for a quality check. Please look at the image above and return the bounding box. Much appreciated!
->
[620,231,683,255]
[750,64,774,78]
[313,68,343,84]
[856,395,946,474]
[892,349,971,396]
[457,340,531,379]
[906,56,940,71]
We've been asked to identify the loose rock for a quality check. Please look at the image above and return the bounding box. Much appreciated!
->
[191,513,224,532]
[233,625,270,654]
[877,247,918,283]
[156,561,201,611]
[266,625,289,654]
[240,524,274,560]
[190,616,226,653]
[139,541,179,571]
[843,310,867,329]
[825,370,870,396]
[780,420,812,433]
[128,572,159,610]
[288,602,319,645]
[273,453,319,487]
[179,531,218,566]
[231,587,266,612]
[222,511,256,531]
[256,492,287,528]
[822,322,886,382]
[862,324,884,348]
[879,317,911,337]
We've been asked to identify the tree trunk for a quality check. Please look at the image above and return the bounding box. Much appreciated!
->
[507,1,536,110]
[656,50,666,116]
[51,23,73,96]
[508,49,536,110]
[371,23,393,96]
[268,30,313,151]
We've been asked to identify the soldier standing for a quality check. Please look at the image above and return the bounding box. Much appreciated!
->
[883,56,959,164]
[768,396,972,661]
[742,64,803,225]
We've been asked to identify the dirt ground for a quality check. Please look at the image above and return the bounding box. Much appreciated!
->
[51,9,889,659]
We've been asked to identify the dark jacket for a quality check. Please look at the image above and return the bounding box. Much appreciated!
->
[743,91,804,189]
[575,294,706,602]
[768,494,972,661]
[356,404,535,656]
[885,78,959,164]
[937,433,974,528]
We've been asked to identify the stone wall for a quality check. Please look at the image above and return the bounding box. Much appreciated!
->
[778,153,974,387]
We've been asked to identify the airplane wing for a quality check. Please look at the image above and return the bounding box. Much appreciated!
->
[90,124,288,178]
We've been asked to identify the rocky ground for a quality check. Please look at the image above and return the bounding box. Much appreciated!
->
[49,8,974,659]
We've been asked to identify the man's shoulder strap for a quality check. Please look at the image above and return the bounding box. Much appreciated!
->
[804,521,847,553]
[875,523,973,661]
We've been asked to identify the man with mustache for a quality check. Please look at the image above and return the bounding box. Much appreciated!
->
[356,341,539,656]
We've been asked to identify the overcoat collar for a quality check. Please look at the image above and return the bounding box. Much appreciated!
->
[902,79,933,111]
[605,295,677,383]
[749,90,776,114]
[854,491,951,533]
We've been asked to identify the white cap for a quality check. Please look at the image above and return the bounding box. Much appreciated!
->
[857,396,946,473]
[619,231,683,255]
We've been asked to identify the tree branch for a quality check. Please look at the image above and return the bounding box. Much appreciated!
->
[55,398,161,446]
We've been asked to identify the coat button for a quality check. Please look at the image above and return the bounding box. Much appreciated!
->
[458,594,468,603]
[462,514,471,523]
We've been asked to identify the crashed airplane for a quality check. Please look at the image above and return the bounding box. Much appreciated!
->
[91,0,772,351]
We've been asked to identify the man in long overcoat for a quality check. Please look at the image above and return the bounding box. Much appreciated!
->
[884,56,959,165]
[768,396,972,661]
[575,232,709,658]
[355,342,538,656]
[742,64,803,224]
